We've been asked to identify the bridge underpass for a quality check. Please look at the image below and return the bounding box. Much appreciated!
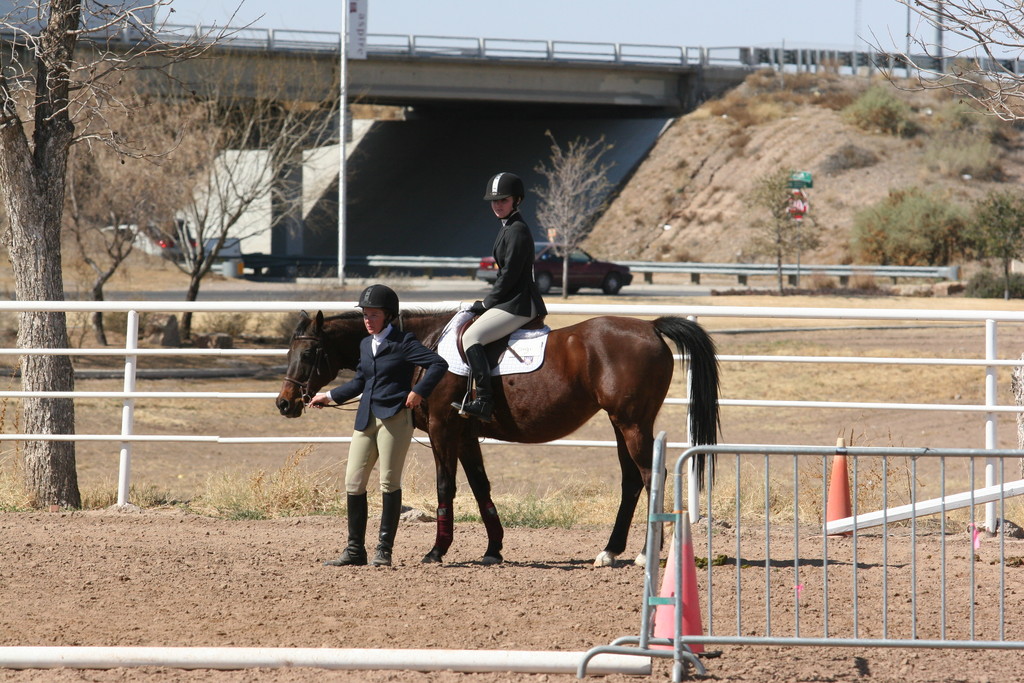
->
[316,112,674,266]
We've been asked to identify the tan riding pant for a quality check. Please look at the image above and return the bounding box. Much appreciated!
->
[345,409,414,495]
[462,306,534,349]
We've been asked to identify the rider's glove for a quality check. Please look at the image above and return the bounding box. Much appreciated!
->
[469,300,486,315]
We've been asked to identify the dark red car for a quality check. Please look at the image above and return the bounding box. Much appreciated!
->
[476,242,632,295]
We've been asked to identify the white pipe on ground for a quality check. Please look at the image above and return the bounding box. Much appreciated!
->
[0,647,651,675]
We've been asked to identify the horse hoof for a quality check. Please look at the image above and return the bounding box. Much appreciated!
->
[594,551,617,567]
[633,553,647,567]
[421,550,443,564]
[481,553,503,565]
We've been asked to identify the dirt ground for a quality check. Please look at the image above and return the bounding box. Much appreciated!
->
[3,285,1024,681]
[2,511,1024,683]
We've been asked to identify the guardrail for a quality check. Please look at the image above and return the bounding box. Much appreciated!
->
[240,253,961,286]
[617,261,961,286]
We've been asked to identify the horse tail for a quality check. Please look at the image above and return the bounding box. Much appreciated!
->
[653,316,721,487]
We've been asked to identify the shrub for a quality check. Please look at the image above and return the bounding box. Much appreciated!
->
[819,144,879,174]
[851,188,968,265]
[196,311,250,337]
[924,132,1002,180]
[843,85,918,137]
[964,270,1024,299]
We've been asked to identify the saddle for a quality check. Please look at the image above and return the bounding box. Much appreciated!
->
[455,314,547,367]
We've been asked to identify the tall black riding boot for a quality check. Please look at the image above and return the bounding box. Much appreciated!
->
[451,344,493,422]
[324,493,367,566]
[371,489,403,567]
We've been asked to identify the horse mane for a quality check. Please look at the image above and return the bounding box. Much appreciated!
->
[313,309,453,350]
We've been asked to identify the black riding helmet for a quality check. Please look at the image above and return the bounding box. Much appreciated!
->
[483,172,525,208]
[357,284,400,322]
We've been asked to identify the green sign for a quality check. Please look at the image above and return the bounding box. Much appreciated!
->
[788,171,813,189]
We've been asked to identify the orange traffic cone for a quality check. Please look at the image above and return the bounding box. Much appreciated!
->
[826,436,852,536]
[652,514,704,653]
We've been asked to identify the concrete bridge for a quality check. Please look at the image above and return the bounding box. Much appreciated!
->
[157,28,755,116]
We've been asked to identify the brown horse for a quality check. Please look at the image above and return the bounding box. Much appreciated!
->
[276,309,719,566]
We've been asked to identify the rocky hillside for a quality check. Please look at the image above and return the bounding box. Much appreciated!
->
[585,70,1024,267]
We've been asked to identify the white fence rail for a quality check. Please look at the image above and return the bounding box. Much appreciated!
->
[2,300,1024,513]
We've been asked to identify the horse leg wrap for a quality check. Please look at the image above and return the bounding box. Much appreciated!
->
[479,499,504,563]
[479,499,504,547]
[435,505,454,554]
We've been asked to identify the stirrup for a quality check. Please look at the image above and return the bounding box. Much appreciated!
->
[451,393,471,418]
[459,398,493,423]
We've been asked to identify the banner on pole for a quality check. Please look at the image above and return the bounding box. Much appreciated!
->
[348,0,368,60]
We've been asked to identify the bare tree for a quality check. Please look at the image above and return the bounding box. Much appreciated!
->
[65,93,195,343]
[0,1,214,507]
[533,131,614,299]
[747,168,821,294]
[889,1,1024,121]
[167,61,339,338]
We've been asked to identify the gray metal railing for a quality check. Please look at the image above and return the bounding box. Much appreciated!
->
[616,261,961,286]
[265,254,960,286]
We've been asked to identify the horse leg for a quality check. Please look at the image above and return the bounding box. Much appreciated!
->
[594,423,650,567]
[422,445,458,564]
[459,439,504,565]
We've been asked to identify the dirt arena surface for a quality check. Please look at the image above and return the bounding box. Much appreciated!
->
[2,509,1024,682]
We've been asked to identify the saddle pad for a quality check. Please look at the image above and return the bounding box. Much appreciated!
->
[437,309,550,377]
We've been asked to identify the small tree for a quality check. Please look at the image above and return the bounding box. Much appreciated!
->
[170,62,339,338]
[746,169,820,294]
[65,93,195,344]
[533,131,614,298]
[970,190,1024,300]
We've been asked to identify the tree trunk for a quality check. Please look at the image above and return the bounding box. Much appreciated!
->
[91,281,108,346]
[180,272,204,339]
[776,248,784,294]
[1004,257,1012,301]
[3,171,81,507]
[0,0,83,508]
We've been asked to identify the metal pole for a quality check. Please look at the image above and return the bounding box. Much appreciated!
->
[337,3,348,285]
[906,4,911,58]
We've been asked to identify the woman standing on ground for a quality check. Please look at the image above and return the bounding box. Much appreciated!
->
[309,284,447,567]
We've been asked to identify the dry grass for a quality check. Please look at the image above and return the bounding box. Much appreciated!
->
[187,446,346,519]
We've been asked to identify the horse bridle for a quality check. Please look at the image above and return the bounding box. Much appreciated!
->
[283,334,330,406]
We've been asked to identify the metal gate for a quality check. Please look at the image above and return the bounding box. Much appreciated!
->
[581,437,1024,681]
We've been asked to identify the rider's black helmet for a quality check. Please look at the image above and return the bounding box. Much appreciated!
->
[357,284,399,321]
[483,172,525,204]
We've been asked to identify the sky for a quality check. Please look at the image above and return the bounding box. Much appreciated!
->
[159,1,938,54]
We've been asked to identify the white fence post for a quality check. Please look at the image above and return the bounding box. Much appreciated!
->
[117,310,139,506]
[985,319,998,532]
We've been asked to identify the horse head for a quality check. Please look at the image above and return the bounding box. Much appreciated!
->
[276,310,333,417]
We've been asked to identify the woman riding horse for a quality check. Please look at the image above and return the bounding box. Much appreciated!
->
[454,172,547,423]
